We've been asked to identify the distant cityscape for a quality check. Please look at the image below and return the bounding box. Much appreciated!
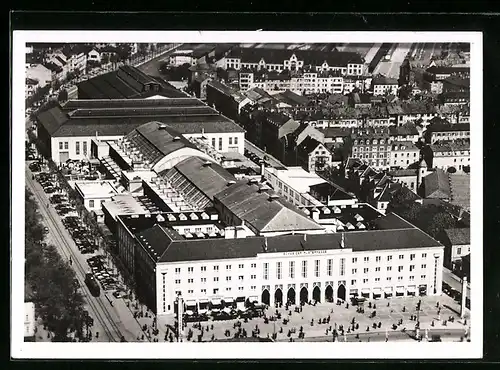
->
[24,42,471,345]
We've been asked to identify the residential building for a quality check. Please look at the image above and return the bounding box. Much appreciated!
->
[371,75,399,96]
[350,128,391,170]
[426,119,470,144]
[440,92,470,107]
[296,137,339,173]
[387,169,418,193]
[389,141,420,169]
[74,181,119,220]
[442,76,470,93]
[206,80,250,122]
[388,124,420,143]
[219,47,365,76]
[25,78,39,98]
[438,228,470,271]
[425,66,470,81]
[87,48,102,63]
[386,102,438,127]
[430,140,470,173]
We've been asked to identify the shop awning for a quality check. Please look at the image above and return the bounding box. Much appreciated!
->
[185,310,194,316]
[248,296,259,303]
[361,288,370,294]
[210,298,222,305]
[349,289,358,294]
[199,299,209,304]
[224,297,234,303]
[396,286,405,293]
[373,288,382,294]
[185,299,197,306]
[384,287,393,294]
[407,286,417,292]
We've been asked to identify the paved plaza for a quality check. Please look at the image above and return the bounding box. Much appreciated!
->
[155,294,470,343]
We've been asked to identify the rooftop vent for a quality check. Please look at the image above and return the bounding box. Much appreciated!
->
[156,214,165,222]
[203,161,212,167]
[158,124,168,130]
[173,136,181,141]
[227,180,236,186]
[258,184,271,193]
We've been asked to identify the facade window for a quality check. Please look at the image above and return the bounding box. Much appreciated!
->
[214,265,219,271]
[409,265,415,272]
[352,257,357,263]
[234,137,238,145]
[410,254,415,261]
[457,247,462,255]
[219,137,223,151]
[251,286,256,290]
[387,266,392,271]
[364,256,369,263]
[188,267,194,273]
[64,142,68,150]
[263,263,269,280]
[239,264,244,269]
[301,260,307,278]
[226,276,231,281]
[422,253,427,258]
[375,277,380,282]
[188,290,193,294]
[314,260,320,277]
[421,264,427,269]
[398,276,403,281]
[214,277,219,282]
[327,259,333,276]
[387,255,392,261]
[238,287,244,291]
[251,263,257,268]
[238,276,244,281]
[89,200,94,208]
[188,278,193,283]
[409,276,415,281]
[83,141,87,155]
[375,267,380,272]
[212,138,216,148]
[351,279,356,285]
[363,268,369,274]
[352,268,357,274]
[398,266,403,272]
[59,142,63,150]
[376,256,381,262]
[289,261,295,278]
[226,287,231,291]
[75,142,80,155]
[201,289,206,294]
[201,266,206,272]
[175,268,181,274]
[339,258,345,276]
[175,279,181,284]
[276,262,282,279]
[387,277,392,281]
[226,265,232,270]
[399,254,404,260]
[363,278,368,284]
[421,275,426,279]
[251,275,256,280]
[229,137,233,145]
[201,278,206,283]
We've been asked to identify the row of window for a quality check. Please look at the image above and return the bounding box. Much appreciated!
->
[352,275,426,284]
[352,264,426,274]
[176,286,257,296]
[174,263,257,274]
[175,274,257,284]
[58,140,88,155]
[263,259,344,280]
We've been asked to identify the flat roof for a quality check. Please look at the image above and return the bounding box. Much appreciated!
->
[267,166,326,194]
[102,194,150,219]
[122,170,157,182]
[75,181,118,198]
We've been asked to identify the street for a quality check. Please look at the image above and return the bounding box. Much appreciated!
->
[443,267,471,299]
[26,167,141,342]
[136,45,182,77]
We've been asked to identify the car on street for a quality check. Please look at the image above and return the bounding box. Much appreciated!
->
[28,162,41,172]
[43,226,49,234]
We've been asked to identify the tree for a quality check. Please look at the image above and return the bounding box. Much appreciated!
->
[110,53,119,68]
[137,43,149,56]
[427,211,457,238]
[101,53,110,65]
[58,89,68,102]
[53,79,61,91]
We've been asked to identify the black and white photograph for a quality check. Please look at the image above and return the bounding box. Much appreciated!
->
[11,30,483,359]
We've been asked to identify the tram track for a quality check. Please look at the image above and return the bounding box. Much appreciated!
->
[26,169,123,342]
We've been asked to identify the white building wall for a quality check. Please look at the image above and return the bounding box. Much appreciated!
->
[187,132,245,155]
[155,245,444,315]
[432,152,471,172]
[50,135,123,163]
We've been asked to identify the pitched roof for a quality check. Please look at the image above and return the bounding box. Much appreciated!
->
[389,124,419,137]
[214,180,323,233]
[226,47,364,67]
[298,136,322,155]
[424,169,451,199]
[137,226,442,263]
[168,156,236,200]
[309,181,354,201]
[388,169,418,178]
[429,122,470,132]
[443,228,470,245]
[321,127,352,138]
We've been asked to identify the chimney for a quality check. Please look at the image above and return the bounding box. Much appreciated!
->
[203,161,212,167]
[340,233,345,249]
[227,180,236,186]
[173,136,181,141]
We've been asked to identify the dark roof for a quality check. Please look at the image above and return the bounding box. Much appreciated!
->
[388,169,418,178]
[309,182,354,201]
[426,66,470,75]
[297,136,322,154]
[389,124,419,137]
[136,226,442,263]
[443,228,470,246]
[372,76,398,85]
[424,169,451,199]
[443,76,470,88]
[372,212,416,230]
[226,47,364,67]
[214,180,323,233]
[429,122,470,132]
[125,122,197,165]
[37,99,244,137]
[169,156,236,200]
[43,62,62,73]
[265,112,292,127]
[321,127,352,138]
[77,65,187,99]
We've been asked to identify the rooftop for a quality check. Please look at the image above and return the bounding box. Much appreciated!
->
[428,122,470,133]
[102,194,150,219]
[75,180,118,198]
[449,174,470,211]
[372,75,398,85]
[424,169,451,199]
[320,127,352,138]
[430,140,470,153]
[388,169,418,178]
[77,65,188,99]
[214,180,324,233]
[266,166,326,194]
[443,227,470,246]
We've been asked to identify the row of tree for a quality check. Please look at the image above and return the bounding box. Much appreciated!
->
[25,188,89,341]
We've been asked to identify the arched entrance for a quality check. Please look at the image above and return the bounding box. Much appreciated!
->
[300,287,308,304]
[325,285,334,303]
[337,284,346,301]
[261,289,270,305]
[312,286,321,303]
[274,288,283,306]
[287,288,296,305]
